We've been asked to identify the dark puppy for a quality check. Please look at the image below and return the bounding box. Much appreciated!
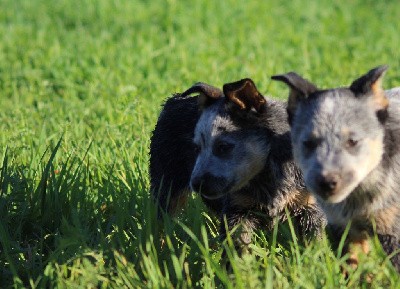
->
[150,79,326,250]
[149,85,223,215]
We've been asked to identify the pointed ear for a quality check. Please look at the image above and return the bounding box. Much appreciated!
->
[271,72,318,124]
[223,78,266,113]
[349,65,389,111]
[181,82,223,109]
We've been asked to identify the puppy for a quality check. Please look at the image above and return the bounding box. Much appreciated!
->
[149,90,218,215]
[150,79,325,251]
[272,66,400,271]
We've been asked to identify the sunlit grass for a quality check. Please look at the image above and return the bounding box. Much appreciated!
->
[1,0,399,287]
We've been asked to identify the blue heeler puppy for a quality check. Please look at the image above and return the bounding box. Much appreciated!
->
[272,66,400,271]
[150,79,325,252]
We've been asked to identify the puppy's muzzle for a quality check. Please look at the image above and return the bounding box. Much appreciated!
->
[190,173,229,199]
[316,172,340,197]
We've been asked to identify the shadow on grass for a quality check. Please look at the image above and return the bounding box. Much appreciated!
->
[0,137,223,287]
[0,138,398,288]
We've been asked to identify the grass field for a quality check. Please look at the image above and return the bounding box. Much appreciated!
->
[1,0,400,287]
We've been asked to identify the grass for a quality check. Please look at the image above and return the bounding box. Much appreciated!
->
[0,0,399,287]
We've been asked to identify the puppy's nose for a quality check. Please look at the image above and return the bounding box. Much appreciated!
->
[317,173,340,193]
[190,176,202,193]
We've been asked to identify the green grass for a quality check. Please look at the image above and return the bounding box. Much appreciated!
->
[0,0,399,287]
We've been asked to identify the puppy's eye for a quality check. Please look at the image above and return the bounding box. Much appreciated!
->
[346,138,358,148]
[303,139,320,151]
[214,141,234,156]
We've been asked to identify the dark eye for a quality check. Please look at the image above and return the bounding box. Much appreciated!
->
[303,139,320,151]
[214,141,234,156]
[346,138,358,148]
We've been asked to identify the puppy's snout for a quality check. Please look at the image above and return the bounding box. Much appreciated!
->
[191,173,214,193]
[190,176,202,193]
[317,172,340,193]
[190,173,228,199]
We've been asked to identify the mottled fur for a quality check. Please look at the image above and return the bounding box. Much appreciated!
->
[150,79,326,250]
[273,66,400,271]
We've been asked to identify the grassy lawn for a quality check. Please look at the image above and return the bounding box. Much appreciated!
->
[0,0,399,287]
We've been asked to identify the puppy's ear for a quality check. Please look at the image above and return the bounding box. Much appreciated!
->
[181,83,223,109]
[271,72,318,124]
[350,65,389,112]
[223,78,266,113]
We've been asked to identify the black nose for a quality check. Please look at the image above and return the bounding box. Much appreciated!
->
[317,173,340,193]
[190,176,202,193]
[190,173,226,196]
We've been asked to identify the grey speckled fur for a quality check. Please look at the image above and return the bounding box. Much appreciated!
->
[273,66,400,271]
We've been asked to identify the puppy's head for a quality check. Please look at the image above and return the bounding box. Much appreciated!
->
[272,66,388,203]
[184,79,269,200]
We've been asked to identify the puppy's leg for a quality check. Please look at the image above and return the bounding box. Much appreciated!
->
[346,230,371,269]
[378,234,400,272]
[219,207,259,256]
[152,184,190,217]
[292,205,326,241]
[375,205,400,272]
[327,225,370,277]
[219,210,259,272]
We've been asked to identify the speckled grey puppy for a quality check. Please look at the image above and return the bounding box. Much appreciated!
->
[272,66,400,271]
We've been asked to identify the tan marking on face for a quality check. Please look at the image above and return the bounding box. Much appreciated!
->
[341,127,349,135]
[365,138,384,167]
[352,138,383,184]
